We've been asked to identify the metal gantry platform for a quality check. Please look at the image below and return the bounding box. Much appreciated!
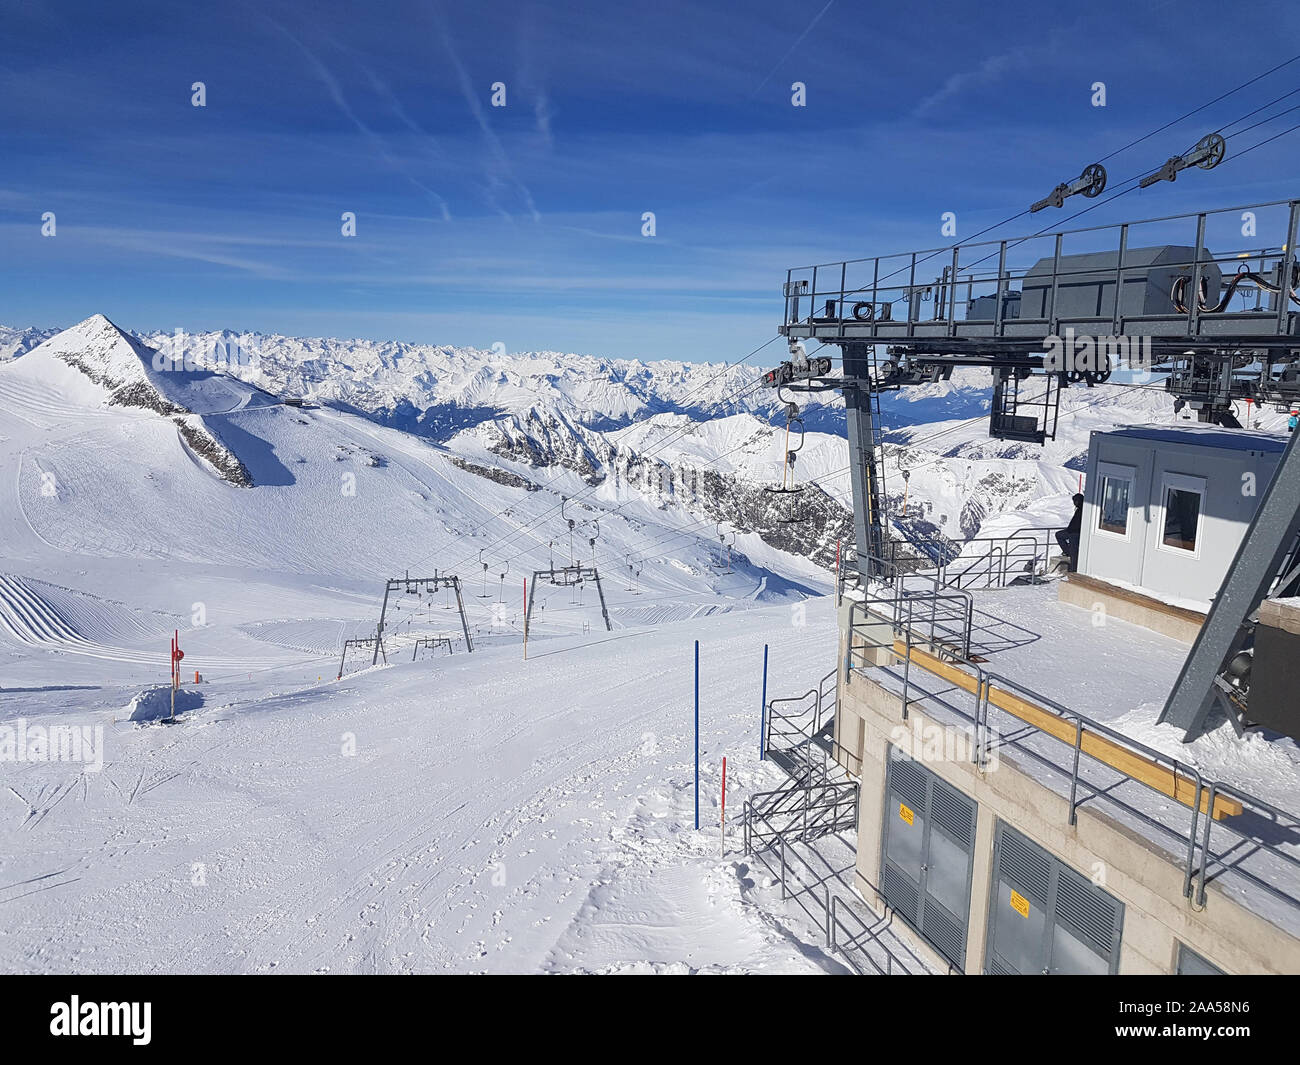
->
[524,565,612,632]
[373,574,473,661]
[779,198,1300,356]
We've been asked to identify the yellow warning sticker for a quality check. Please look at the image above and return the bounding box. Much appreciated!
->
[1010,889,1030,918]
[899,803,914,826]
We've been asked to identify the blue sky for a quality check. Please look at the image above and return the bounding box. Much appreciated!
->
[2,0,1299,363]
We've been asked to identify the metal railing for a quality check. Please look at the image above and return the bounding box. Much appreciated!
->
[844,598,1300,924]
[764,667,838,782]
[843,549,977,658]
[743,779,860,852]
[882,526,1064,591]
[781,198,1300,348]
[743,795,929,975]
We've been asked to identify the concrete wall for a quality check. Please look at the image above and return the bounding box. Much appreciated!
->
[1078,432,1282,610]
[832,634,1300,975]
[1057,573,1204,643]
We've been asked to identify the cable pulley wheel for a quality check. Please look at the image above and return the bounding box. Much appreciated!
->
[1195,132,1226,170]
[1080,162,1107,198]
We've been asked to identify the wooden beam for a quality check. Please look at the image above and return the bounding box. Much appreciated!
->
[891,641,1242,820]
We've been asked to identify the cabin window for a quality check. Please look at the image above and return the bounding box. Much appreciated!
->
[1162,485,1203,552]
[1098,475,1131,535]
[1094,462,1136,540]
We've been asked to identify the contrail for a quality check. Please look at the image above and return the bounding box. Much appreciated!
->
[751,0,834,97]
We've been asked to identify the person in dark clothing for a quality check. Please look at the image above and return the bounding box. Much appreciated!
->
[1055,493,1085,572]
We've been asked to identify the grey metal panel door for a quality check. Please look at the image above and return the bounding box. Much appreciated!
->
[880,753,976,970]
[987,822,1124,974]
[1177,944,1225,975]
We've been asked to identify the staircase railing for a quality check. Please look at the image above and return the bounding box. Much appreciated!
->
[743,778,860,853]
[743,795,928,975]
[764,667,838,782]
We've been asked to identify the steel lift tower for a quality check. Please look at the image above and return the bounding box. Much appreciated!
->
[762,196,1300,740]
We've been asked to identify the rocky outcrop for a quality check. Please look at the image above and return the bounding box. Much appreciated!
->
[450,457,540,492]
[468,410,853,570]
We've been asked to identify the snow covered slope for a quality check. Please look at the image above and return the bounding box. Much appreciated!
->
[0,598,870,974]
[0,315,833,694]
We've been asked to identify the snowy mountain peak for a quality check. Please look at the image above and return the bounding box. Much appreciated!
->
[7,314,262,486]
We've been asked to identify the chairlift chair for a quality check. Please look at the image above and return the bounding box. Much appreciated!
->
[763,395,810,524]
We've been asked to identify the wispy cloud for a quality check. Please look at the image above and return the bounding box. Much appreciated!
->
[252,8,453,219]
[516,19,556,150]
[432,6,541,221]
[911,44,1042,119]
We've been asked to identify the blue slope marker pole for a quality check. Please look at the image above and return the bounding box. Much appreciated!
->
[694,640,700,831]
[759,643,769,761]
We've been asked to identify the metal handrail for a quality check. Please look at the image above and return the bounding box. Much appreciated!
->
[845,598,1300,922]
[884,528,1063,591]
[783,198,1300,342]
[764,667,839,777]
[850,591,974,660]
[1195,781,1300,912]
[745,800,922,975]
[829,894,906,976]
[743,779,860,848]
[785,198,1300,273]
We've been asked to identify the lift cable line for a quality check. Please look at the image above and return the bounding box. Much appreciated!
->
[399,345,783,599]
[451,341,847,590]
[1210,86,1300,140]
[470,368,819,576]
[823,83,1300,312]
[1092,51,1300,163]
[449,340,844,573]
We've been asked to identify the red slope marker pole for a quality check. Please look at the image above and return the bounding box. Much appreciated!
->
[720,756,727,858]
[170,631,177,722]
[523,578,528,660]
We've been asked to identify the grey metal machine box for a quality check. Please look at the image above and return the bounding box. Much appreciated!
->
[1019,245,1223,320]
[967,291,1021,321]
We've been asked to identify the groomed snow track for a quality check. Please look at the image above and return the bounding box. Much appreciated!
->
[0,573,173,664]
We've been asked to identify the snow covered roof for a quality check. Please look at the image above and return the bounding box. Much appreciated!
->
[1097,423,1289,453]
